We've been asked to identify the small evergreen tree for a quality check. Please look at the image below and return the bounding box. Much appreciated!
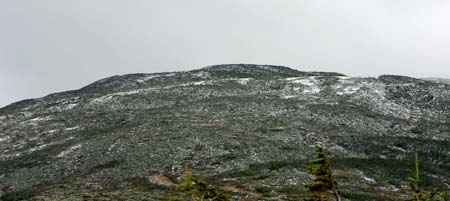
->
[406,152,427,201]
[304,146,341,201]
[405,152,449,201]
[178,169,230,201]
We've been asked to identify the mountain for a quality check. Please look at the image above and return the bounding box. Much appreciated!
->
[422,77,450,84]
[0,64,449,200]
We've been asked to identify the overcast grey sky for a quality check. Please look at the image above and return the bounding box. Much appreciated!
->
[1,0,450,107]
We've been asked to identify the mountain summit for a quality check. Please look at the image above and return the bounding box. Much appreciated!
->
[192,64,345,78]
[0,64,449,200]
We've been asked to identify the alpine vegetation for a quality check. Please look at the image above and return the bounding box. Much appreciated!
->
[0,64,449,200]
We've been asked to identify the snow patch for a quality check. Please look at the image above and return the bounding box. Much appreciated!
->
[0,136,10,142]
[91,89,145,103]
[136,75,161,83]
[91,95,113,103]
[304,87,321,94]
[286,77,317,86]
[28,144,51,153]
[338,76,351,80]
[164,73,176,77]
[57,144,82,158]
[236,78,252,85]
[115,90,141,96]
[292,79,315,86]
[286,77,321,94]
[50,105,73,112]
[29,117,47,122]
[192,81,207,85]
[46,129,57,134]
[363,176,376,183]
[48,98,80,112]
[136,73,176,83]
[179,81,213,87]
[281,95,297,99]
[376,185,400,192]
[285,77,300,81]
[25,116,52,125]
[337,86,360,95]
[64,126,81,131]
[65,103,78,110]
[192,71,209,78]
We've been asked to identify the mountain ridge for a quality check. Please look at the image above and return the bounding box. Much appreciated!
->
[0,64,449,200]
[2,64,438,111]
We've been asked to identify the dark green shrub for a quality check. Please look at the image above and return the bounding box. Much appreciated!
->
[0,188,36,201]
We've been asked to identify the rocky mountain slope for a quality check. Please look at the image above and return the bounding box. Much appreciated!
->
[423,77,450,85]
[0,64,449,200]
